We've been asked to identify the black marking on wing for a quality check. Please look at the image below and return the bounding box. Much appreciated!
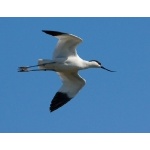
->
[42,30,67,36]
[50,92,72,112]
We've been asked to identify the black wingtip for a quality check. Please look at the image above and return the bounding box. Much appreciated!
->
[42,30,67,36]
[50,92,72,112]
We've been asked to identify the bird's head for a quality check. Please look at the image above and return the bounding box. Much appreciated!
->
[89,60,116,72]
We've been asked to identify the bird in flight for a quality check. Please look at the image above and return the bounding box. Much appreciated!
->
[18,30,115,112]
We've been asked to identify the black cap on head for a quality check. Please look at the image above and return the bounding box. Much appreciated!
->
[89,60,101,65]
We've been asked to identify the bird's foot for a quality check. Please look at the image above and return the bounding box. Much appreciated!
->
[18,66,29,72]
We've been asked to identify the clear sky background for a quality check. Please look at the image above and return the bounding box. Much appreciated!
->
[0,17,150,133]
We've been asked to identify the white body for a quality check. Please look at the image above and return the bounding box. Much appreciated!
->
[38,57,97,72]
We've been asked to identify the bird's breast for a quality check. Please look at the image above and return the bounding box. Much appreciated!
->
[53,63,80,72]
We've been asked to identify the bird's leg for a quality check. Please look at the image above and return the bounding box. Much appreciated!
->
[18,66,30,72]
[23,69,53,72]
[18,64,43,72]
[18,62,56,72]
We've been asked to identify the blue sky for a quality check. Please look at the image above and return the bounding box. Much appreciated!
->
[0,18,150,133]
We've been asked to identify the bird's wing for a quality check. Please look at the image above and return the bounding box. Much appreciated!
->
[50,72,86,112]
[42,30,82,59]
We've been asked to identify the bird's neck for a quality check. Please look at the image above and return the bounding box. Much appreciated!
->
[83,60,99,69]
